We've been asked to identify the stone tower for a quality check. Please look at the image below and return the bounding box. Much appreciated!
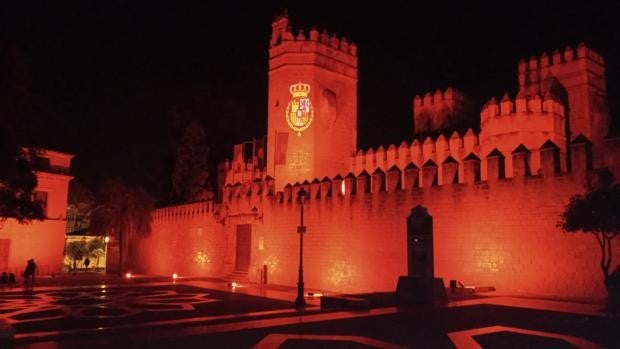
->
[413,87,473,137]
[518,43,610,166]
[266,13,358,190]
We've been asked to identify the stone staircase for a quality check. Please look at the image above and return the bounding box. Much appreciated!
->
[222,269,250,284]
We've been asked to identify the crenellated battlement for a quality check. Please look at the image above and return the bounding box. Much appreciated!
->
[518,43,604,82]
[269,17,357,79]
[413,87,465,109]
[152,200,217,223]
[413,87,473,136]
[350,128,479,183]
[270,14,357,56]
[479,91,568,175]
[480,92,564,121]
[220,157,265,189]
[268,13,358,80]
[220,136,593,208]
[516,43,609,149]
[219,137,266,192]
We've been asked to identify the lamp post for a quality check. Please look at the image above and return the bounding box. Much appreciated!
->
[104,236,110,272]
[295,187,307,308]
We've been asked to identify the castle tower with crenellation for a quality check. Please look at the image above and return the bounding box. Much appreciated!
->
[266,13,358,190]
[518,43,610,166]
[413,87,474,137]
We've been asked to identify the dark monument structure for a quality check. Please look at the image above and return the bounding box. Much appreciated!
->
[396,205,447,304]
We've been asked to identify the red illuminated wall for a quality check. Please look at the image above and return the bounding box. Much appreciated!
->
[138,201,227,277]
[0,150,73,276]
[218,146,618,299]
[140,19,619,301]
[0,219,67,275]
[142,140,620,300]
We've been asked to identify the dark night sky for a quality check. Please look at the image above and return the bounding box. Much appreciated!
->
[1,2,618,203]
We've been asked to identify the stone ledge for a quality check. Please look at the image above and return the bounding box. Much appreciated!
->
[320,295,370,310]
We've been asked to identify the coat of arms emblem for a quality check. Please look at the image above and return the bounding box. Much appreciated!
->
[286,82,314,136]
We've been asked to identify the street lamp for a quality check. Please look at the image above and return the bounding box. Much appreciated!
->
[104,236,110,272]
[295,187,308,308]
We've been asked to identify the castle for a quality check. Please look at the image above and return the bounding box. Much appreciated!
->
[139,14,620,300]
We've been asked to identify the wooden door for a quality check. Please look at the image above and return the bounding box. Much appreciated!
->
[235,224,251,270]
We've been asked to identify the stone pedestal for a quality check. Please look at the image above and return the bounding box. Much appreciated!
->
[396,276,447,304]
[396,206,447,304]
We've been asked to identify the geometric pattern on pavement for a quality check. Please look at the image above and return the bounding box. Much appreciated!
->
[447,325,603,349]
[251,334,407,349]
[0,286,219,324]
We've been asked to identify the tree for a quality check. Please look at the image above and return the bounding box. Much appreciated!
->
[66,181,95,233]
[0,127,45,225]
[66,239,88,271]
[558,169,620,287]
[90,180,154,275]
[170,120,212,203]
[87,237,106,269]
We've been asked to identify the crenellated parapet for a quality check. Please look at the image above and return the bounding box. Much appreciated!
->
[152,200,216,223]
[219,137,266,193]
[350,128,480,185]
[220,157,265,188]
[270,13,357,56]
[268,12,357,79]
[479,92,567,175]
[516,43,609,150]
[518,43,605,94]
[413,87,473,136]
[480,92,565,133]
[223,136,594,211]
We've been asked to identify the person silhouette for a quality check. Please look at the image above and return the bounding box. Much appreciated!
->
[84,257,90,270]
[0,272,7,284]
[23,259,36,284]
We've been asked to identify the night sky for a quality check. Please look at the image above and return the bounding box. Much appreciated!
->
[1,2,618,203]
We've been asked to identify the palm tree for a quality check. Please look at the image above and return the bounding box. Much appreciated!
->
[87,237,106,269]
[90,180,153,275]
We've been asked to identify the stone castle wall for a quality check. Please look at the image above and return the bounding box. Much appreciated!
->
[138,17,617,301]
[138,201,227,278]
[139,140,620,300]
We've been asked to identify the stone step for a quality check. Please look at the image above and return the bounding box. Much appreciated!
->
[320,295,370,310]
[222,270,250,282]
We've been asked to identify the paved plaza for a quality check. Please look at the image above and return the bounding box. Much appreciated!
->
[1,275,618,349]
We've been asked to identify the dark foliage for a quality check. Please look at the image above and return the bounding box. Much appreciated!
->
[558,169,620,285]
[90,179,153,273]
[0,127,45,223]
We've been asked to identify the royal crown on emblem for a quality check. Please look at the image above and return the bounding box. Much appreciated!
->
[289,81,311,98]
